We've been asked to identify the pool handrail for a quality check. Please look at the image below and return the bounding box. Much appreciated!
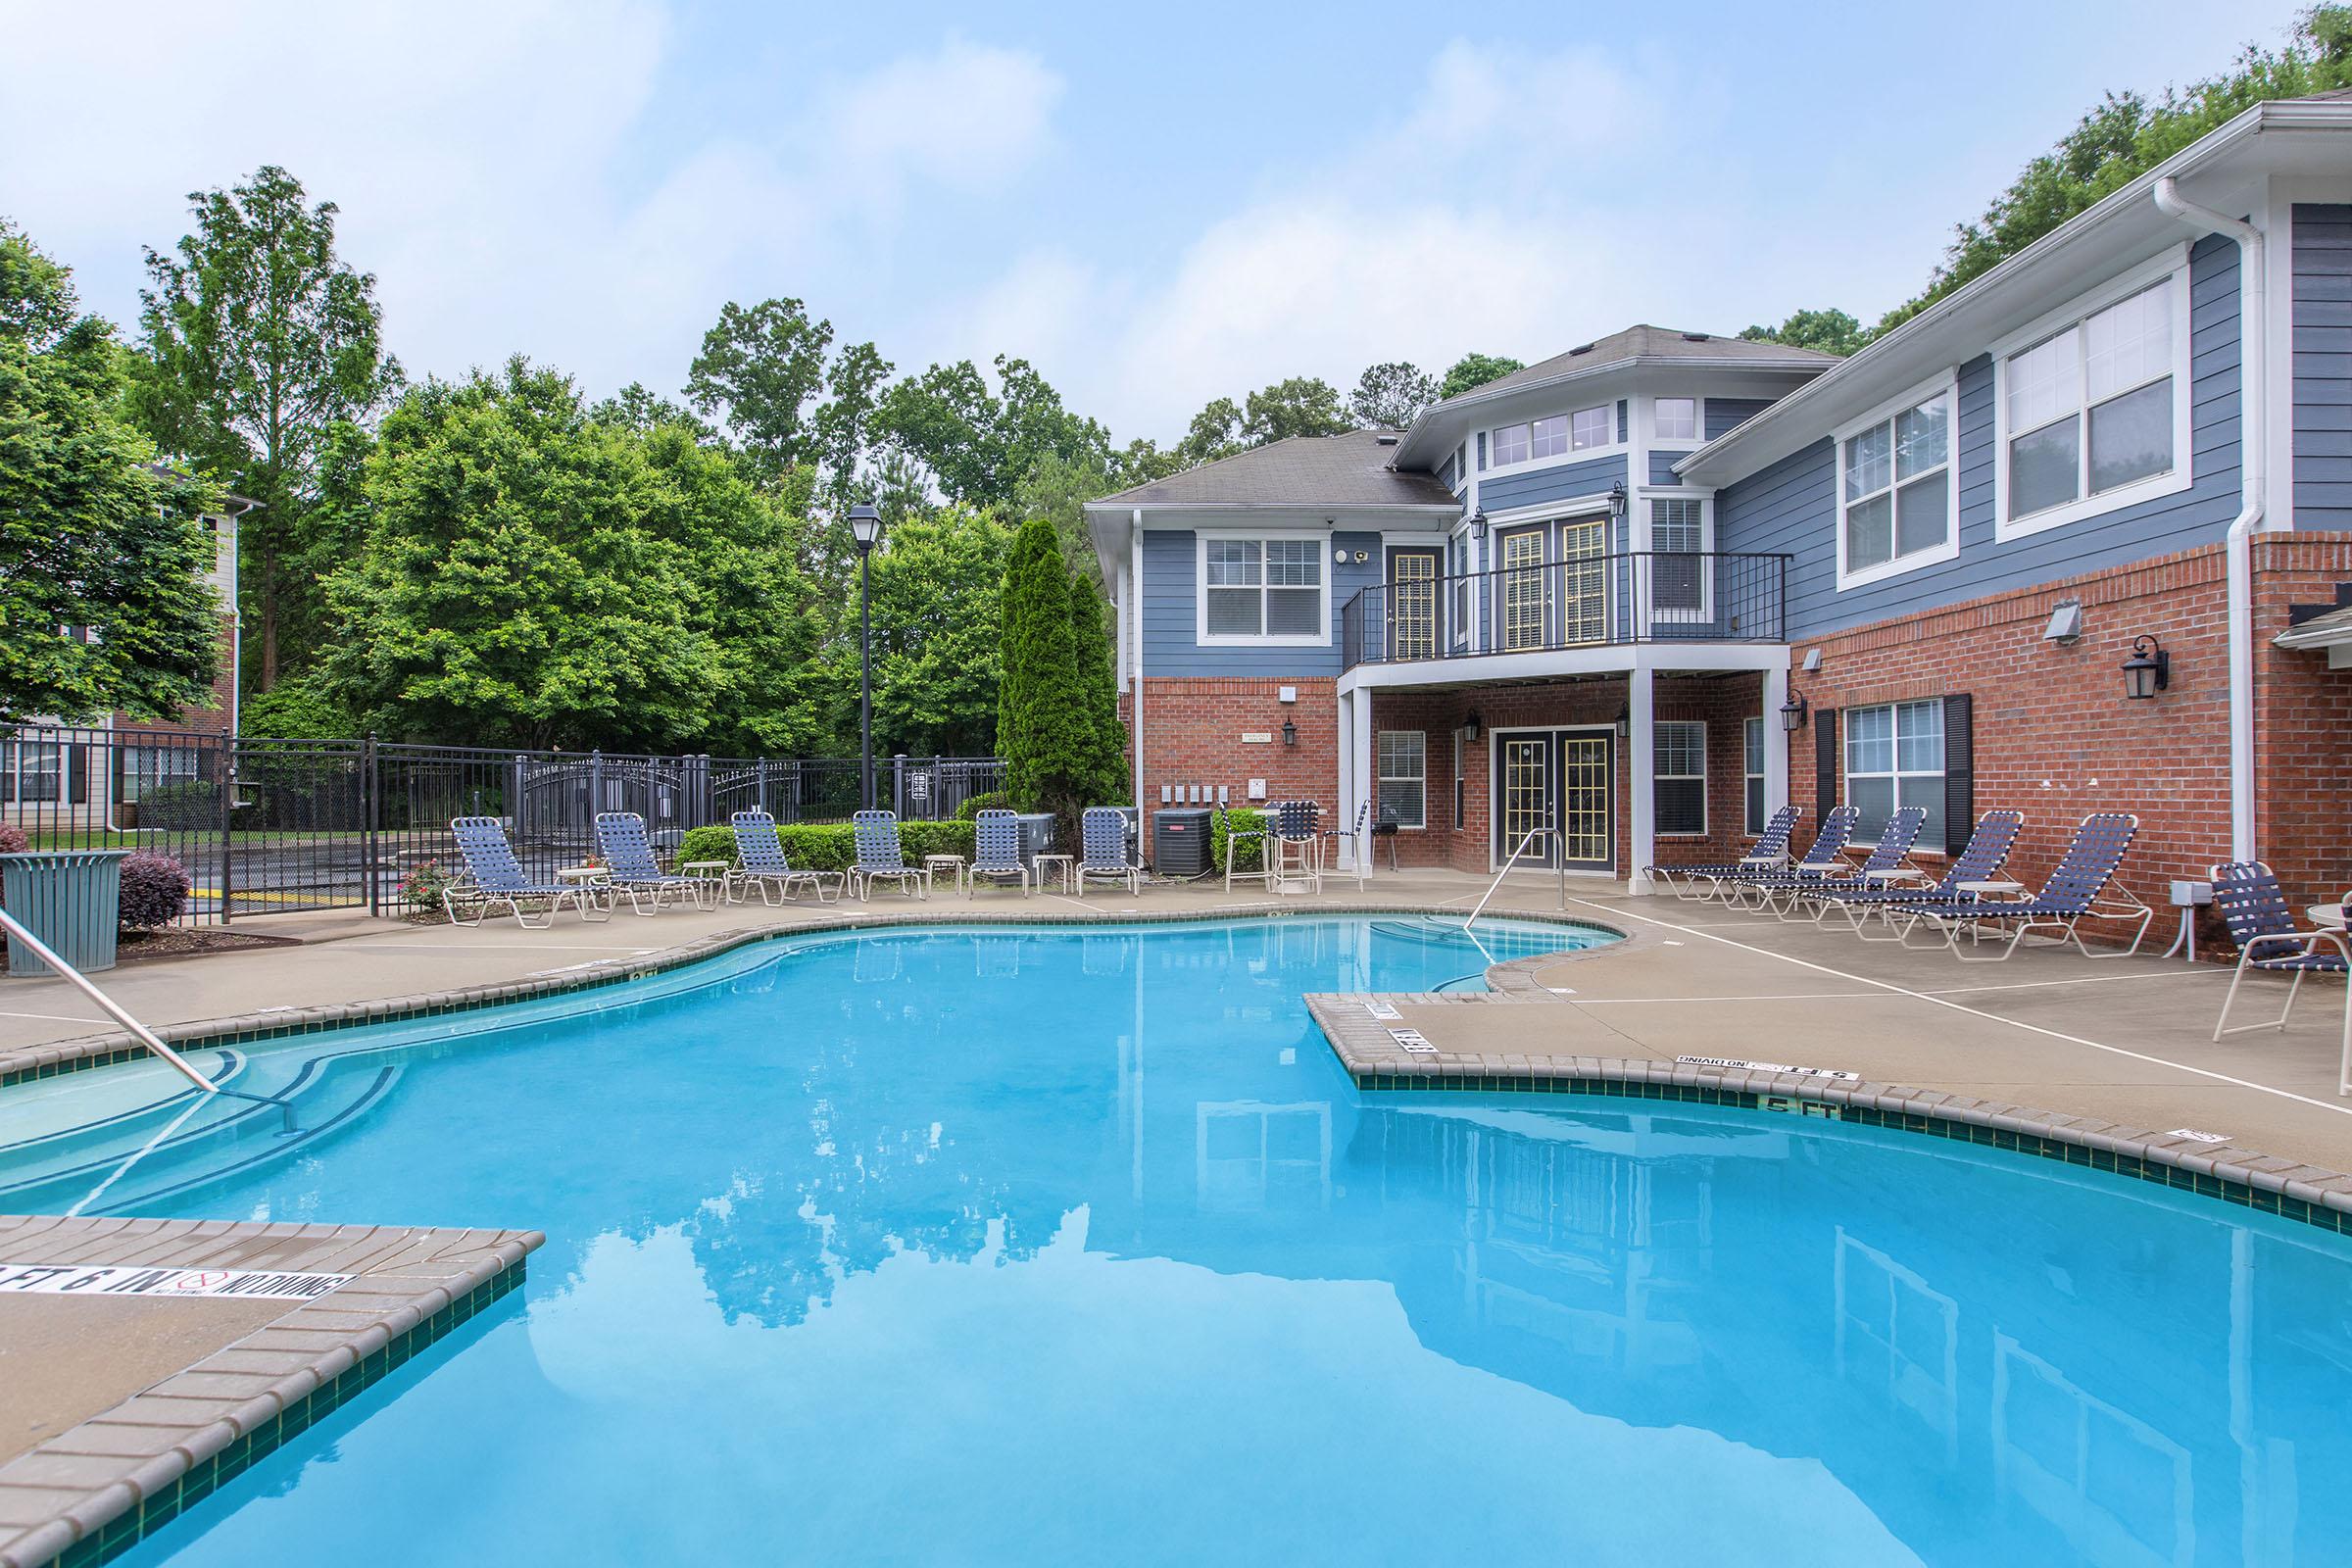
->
[0,904,218,1094]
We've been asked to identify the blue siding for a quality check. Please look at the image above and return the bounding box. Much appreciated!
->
[1648,448,1685,486]
[1440,452,1460,492]
[1706,398,1775,441]
[1479,452,1629,514]
[1616,401,1629,443]
[1717,232,2245,639]
[2294,203,2352,529]
[1138,528,1383,676]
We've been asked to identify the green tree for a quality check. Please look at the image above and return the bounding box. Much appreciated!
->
[1348,361,1438,429]
[1015,450,1117,589]
[0,220,219,725]
[320,359,723,749]
[239,670,353,737]
[593,381,712,438]
[685,297,833,477]
[1881,7,2352,332]
[131,166,402,691]
[873,353,1110,510]
[1438,352,1525,401]
[865,506,1016,755]
[998,514,1104,838]
[1739,309,1870,356]
[812,338,891,514]
[1242,376,1350,445]
[1176,396,1245,466]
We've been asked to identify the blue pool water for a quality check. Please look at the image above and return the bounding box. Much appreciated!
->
[7,914,2352,1565]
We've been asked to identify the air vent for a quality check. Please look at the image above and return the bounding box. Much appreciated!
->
[1374,433,1398,445]
[1569,342,1594,355]
[1682,332,1711,342]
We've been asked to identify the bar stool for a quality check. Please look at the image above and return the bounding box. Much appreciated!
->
[1273,799,1322,892]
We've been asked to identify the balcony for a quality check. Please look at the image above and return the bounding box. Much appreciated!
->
[1340,551,1790,669]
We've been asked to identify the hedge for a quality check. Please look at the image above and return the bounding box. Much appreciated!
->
[1209,808,1268,873]
[954,789,1011,821]
[674,819,976,872]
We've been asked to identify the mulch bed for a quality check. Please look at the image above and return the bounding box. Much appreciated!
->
[111,927,303,963]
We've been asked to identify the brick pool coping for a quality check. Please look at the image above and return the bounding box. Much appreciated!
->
[0,1216,539,1568]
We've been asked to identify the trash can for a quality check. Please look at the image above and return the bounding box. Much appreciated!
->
[0,850,127,976]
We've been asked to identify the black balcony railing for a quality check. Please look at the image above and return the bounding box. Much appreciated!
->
[1340,550,1789,667]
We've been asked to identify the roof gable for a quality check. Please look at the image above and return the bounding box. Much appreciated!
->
[1086,429,1456,511]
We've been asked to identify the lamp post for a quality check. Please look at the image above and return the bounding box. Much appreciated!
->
[849,504,884,809]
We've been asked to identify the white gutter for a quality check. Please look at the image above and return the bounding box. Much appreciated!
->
[2153,176,2264,861]
[1130,509,1146,811]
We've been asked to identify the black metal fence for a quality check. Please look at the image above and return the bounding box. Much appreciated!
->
[0,726,1004,926]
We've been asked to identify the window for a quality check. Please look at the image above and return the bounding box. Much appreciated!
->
[3,741,62,804]
[1743,716,1766,836]
[1377,731,1426,829]
[120,746,199,803]
[1653,721,1705,835]
[1571,405,1610,450]
[1649,497,1708,614]
[1492,422,1530,466]
[1530,415,1569,459]
[1655,397,1698,441]
[1838,382,1955,588]
[1449,530,1471,645]
[1199,536,1326,644]
[1844,701,1944,848]
[1997,267,2189,535]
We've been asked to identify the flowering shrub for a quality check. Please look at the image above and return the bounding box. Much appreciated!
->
[118,853,192,929]
[398,858,460,919]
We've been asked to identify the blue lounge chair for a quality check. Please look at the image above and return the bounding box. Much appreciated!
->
[969,808,1033,897]
[1723,806,1860,910]
[446,817,611,928]
[1075,807,1141,898]
[1811,809,2027,939]
[850,810,926,902]
[1899,811,2152,960]
[1758,806,1927,919]
[728,810,839,905]
[595,811,709,913]
[2209,861,2352,1092]
[1650,806,1800,901]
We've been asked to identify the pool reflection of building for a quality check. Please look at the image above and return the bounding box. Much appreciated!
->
[648,923,2349,1566]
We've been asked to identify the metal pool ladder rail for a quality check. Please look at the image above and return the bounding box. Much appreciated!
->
[0,906,220,1094]
[1458,825,1567,931]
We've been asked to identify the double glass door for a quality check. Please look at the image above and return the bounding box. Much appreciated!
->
[1496,516,1608,652]
[1494,729,1614,870]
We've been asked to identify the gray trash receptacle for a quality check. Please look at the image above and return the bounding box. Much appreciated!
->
[0,850,127,976]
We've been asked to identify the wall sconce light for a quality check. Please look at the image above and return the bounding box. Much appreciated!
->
[1780,692,1809,731]
[1468,510,1489,544]
[2122,634,2170,700]
[1281,718,1298,747]
[1607,479,1628,521]
[1614,701,1631,739]
[1461,710,1483,743]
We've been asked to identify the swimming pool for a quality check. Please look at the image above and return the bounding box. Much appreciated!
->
[7,913,2352,1565]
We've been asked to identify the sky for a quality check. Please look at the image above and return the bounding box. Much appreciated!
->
[0,0,2314,447]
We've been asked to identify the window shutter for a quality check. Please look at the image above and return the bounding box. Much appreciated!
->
[1942,693,1974,853]
[69,744,88,805]
[1814,708,1838,822]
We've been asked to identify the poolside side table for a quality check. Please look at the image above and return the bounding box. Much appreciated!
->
[2308,905,2348,930]
[924,854,968,897]
[681,859,731,909]
[1954,879,2025,901]
[1034,853,1075,895]
[556,864,613,916]
[1862,866,1928,885]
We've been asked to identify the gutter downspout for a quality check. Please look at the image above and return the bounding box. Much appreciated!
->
[2154,177,2264,862]
[1131,510,1146,813]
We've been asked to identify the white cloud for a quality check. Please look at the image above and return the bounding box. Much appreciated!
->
[0,7,1062,395]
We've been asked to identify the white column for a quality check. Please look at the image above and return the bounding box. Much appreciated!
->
[1335,689,1357,870]
[1763,662,1790,821]
[1628,665,1654,894]
[1352,692,1375,871]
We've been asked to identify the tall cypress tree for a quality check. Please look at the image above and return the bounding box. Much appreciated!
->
[998,515,1092,838]
[1066,574,1128,805]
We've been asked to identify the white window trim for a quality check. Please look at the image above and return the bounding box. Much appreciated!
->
[1841,700,1945,838]
[1481,403,1625,477]
[1377,729,1428,830]
[1834,369,1963,593]
[1649,395,1705,449]
[1640,487,1715,625]
[1653,719,1707,838]
[1194,529,1332,648]
[1989,245,2196,541]
[1741,714,1766,838]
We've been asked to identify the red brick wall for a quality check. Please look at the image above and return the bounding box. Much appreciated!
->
[1127,677,1339,831]
[2252,533,2352,906]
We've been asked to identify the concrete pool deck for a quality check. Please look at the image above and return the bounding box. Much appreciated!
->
[7,870,2352,1560]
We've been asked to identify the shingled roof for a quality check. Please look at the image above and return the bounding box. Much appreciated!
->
[1446,324,1839,406]
[1088,429,1456,509]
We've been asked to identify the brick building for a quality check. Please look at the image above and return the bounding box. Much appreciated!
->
[1087,93,2352,925]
